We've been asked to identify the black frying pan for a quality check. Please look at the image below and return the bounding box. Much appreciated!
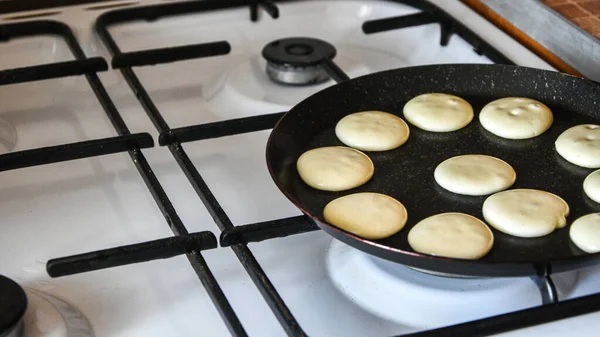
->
[266,64,600,277]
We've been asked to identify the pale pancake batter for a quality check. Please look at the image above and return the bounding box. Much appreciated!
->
[434,155,516,196]
[584,169,600,204]
[569,213,600,254]
[296,146,374,191]
[408,213,494,260]
[324,192,407,240]
[555,124,600,168]
[335,111,410,151]
[482,189,569,238]
[479,97,553,139]
[403,93,473,132]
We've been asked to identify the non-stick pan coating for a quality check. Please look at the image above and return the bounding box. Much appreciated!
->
[266,64,600,277]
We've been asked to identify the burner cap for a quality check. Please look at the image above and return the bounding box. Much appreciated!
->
[262,37,336,67]
[0,275,27,337]
[262,37,337,85]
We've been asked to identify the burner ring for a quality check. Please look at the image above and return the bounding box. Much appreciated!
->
[286,43,314,56]
[262,37,336,67]
[265,63,330,86]
[0,275,27,337]
[262,37,337,86]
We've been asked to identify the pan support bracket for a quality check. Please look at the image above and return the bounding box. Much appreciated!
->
[321,59,351,83]
[439,20,453,47]
[531,265,558,305]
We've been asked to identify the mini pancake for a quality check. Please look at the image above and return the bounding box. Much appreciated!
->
[323,192,407,240]
[403,93,473,132]
[296,146,374,192]
[555,124,600,168]
[584,169,600,204]
[479,97,553,139]
[407,213,494,260]
[482,189,569,238]
[569,213,600,254]
[434,154,516,196]
[335,111,410,151]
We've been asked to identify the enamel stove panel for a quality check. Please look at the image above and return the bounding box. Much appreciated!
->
[1,1,599,336]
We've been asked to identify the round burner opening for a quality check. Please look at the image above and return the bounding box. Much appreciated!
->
[285,43,314,56]
[262,37,336,86]
[326,240,579,329]
[0,275,27,337]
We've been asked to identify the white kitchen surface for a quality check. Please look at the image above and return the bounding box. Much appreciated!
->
[1,1,598,336]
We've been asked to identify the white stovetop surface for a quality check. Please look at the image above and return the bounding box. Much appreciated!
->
[0,0,599,336]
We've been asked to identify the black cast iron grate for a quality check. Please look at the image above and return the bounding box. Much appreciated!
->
[5,0,597,336]
[0,18,246,335]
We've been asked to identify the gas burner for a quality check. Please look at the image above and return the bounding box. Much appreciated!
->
[21,288,93,337]
[0,275,93,337]
[262,37,337,86]
[326,240,579,329]
[211,45,405,116]
[0,275,27,337]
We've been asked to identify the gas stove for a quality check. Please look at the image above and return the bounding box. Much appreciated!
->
[1,1,600,336]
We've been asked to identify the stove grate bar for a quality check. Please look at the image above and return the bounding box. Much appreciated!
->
[97,2,309,333]
[362,12,439,34]
[46,231,218,277]
[0,133,153,172]
[159,112,286,145]
[533,265,559,305]
[365,0,514,65]
[220,216,318,247]
[400,292,600,337]
[98,0,270,26]
[128,147,249,337]
[362,11,454,47]
[0,0,121,15]
[0,57,108,85]
[322,58,351,83]
[169,142,308,337]
[111,41,231,69]
[92,1,599,337]
[0,19,247,337]
[0,19,74,39]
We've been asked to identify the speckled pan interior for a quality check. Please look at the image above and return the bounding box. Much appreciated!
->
[266,64,600,277]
